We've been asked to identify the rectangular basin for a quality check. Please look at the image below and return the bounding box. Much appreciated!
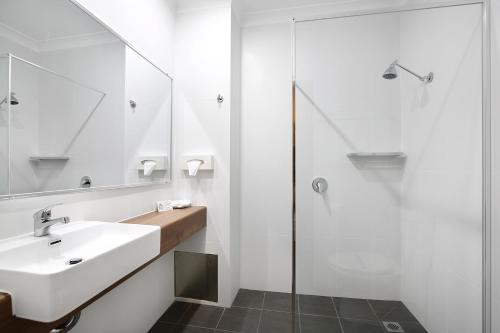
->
[0,221,160,322]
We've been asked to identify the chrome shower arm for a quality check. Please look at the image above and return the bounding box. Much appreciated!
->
[396,62,434,83]
[396,63,424,80]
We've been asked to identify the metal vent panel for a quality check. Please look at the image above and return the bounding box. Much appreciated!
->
[175,251,218,302]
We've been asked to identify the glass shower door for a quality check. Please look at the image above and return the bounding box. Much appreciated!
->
[294,4,484,333]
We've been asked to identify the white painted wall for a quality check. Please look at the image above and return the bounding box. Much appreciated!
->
[172,0,241,307]
[73,0,176,73]
[240,23,293,292]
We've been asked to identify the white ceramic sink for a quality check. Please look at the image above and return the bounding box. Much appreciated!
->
[0,221,160,322]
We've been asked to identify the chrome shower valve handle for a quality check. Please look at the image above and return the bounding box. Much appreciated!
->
[312,177,328,193]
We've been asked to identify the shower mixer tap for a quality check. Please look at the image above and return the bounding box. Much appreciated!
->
[312,177,328,193]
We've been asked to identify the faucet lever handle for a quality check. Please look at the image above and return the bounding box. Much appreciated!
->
[34,203,63,220]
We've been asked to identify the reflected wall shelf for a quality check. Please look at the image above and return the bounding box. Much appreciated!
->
[346,152,406,158]
[29,155,70,161]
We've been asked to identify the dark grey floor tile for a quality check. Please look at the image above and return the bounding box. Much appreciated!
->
[333,298,377,321]
[263,292,297,312]
[233,289,265,308]
[341,319,384,333]
[180,304,224,328]
[171,325,214,333]
[397,321,428,333]
[369,300,418,322]
[300,314,342,333]
[299,294,337,317]
[152,293,427,333]
[149,322,174,333]
[259,310,298,333]
[216,307,261,333]
[160,302,192,323]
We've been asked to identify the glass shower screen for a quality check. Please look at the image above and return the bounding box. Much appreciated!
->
[293,3,484,333]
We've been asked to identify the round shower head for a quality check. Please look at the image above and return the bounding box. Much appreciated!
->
[0,92,19,107]
[10,92,19,105]
[382,63,398,80]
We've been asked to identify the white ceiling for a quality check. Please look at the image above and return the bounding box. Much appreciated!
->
[0,0,106,42]
[240,0,357,13]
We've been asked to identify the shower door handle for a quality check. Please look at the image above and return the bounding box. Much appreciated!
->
[312,177,328,193]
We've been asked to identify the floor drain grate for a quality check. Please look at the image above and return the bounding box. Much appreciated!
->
[382,321,405,333]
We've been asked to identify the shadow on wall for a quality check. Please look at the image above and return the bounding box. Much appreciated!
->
[401,17,482,202]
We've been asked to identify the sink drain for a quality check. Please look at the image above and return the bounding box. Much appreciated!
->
[66,258,84,265]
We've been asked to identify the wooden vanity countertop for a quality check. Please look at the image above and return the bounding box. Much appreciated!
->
[123,206,207,256]
[0,206,207,333]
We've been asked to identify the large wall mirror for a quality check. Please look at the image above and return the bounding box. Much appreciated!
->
[0,0,172,199]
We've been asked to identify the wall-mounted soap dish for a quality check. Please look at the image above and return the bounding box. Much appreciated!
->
[137,156,168,176]
[181,155,214,176]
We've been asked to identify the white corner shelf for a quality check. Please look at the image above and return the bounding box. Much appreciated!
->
[29,155,70,161]
[346,152,406,158]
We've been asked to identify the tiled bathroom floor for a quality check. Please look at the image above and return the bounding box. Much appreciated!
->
[149,289,428,333]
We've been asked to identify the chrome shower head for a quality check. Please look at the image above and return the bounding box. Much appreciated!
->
[10,92,19,105]
[382,61,398,80]
[382,60,433,83]
[0,92,19,106]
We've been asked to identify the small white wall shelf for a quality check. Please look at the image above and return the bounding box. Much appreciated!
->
[29,155,70,161]
[347,152,406,158]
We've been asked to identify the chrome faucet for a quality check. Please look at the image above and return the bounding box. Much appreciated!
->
[33,203,70,237]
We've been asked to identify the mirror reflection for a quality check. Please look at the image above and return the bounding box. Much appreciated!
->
[0,0,172,197]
